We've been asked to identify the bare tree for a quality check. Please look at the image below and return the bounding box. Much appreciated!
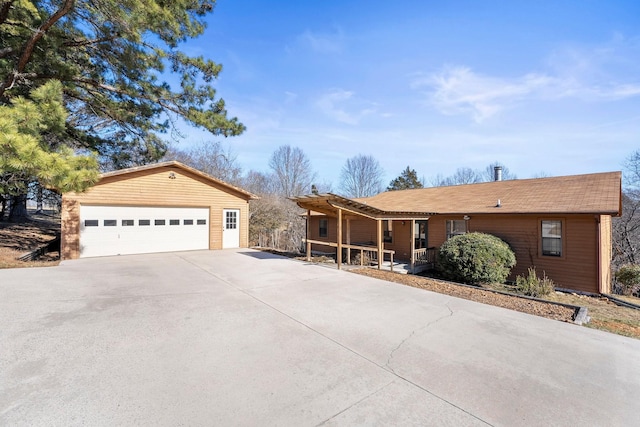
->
[431,167,482,186]
[339,155,385,197]
[613,149,640,270]
[164,141,242,185]
[244,166,307,253]
[243,170,276,195]
[268,145,317,197]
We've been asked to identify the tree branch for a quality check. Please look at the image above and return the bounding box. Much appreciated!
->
[63,34,120,48]
[0,1,14,27]
[0,0,75,96]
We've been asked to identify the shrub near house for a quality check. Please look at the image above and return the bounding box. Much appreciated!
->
[437,232,516,285]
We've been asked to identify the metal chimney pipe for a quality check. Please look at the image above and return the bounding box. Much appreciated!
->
[494,166,503,182]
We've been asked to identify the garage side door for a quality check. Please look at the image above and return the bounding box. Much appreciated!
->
[79,206,210,258]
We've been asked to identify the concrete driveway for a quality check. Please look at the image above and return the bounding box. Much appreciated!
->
[1,249,639,426]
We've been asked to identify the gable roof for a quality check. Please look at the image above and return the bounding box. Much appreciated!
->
[360,171,622,215]
[99,161,258,200]
[292,171,622,218]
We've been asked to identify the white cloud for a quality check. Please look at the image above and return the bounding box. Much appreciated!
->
[417,37,640,123]
[315,89,376,125]
[413,66,560,123]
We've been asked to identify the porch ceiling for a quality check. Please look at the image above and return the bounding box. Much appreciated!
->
[290,193,434,220]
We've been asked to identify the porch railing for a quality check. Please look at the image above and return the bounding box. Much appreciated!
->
[413,247,436,270]
[303,239,396,272]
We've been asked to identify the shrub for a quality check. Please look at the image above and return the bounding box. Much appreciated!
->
[437,232,516,285]
[515,267,555,297]
[614,264,640,296]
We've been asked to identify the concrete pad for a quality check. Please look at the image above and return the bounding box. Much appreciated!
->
[1,249,640,426]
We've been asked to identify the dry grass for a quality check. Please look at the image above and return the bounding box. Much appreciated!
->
[0,212,60,269]
[545,292,640,338]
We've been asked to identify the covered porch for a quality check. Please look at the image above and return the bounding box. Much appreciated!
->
[290,193,437,274]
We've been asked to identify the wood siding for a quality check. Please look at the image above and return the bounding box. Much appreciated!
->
[309,213,608,294]
[62,165,251,259]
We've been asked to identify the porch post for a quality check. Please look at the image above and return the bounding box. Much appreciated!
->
[306,209,311,261]
[410,219,415,273]
[377,219,383,270]
[337,208,343,270]
[346,218,351,265]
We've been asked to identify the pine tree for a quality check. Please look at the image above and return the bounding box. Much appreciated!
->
[1,1,242,218]
[0,81,99,220]
[387,166,424,191]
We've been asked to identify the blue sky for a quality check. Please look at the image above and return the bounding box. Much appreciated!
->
[176,0,640,188]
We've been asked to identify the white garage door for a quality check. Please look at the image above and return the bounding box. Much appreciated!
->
[79,206,210,258]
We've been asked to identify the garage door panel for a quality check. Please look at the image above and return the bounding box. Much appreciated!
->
[79,206,209,258]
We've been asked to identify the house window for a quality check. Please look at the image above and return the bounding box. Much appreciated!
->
[383,220,393,243]
[542,220,562,257]
[446,220,466,239]
[155,219,165,226]
[225,211,237,229]
[184,219,193,225]
[197,219,207,225]
[104,219,117,227]
[139,219,150,226]
[84,220,98,227]
[122,219,134,226]
[319,218,328,238]
[169,219,180,225]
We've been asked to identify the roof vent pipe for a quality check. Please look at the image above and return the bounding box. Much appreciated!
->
[494,166,503,182]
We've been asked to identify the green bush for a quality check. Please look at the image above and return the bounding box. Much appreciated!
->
[614,264,640,296]
[515,267,555,297]
[437,232,516,285]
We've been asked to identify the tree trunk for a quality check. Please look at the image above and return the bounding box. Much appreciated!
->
[36,184,43,213]
[0,196,6,221]
[8,194,28,221]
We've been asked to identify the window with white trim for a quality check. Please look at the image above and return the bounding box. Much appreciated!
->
[542,220,562,257]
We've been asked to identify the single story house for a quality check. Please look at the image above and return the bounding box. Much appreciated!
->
[291,171,622,294]
[61,161,257,259]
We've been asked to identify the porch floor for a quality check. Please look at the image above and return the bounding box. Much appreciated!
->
[372,260,411,274]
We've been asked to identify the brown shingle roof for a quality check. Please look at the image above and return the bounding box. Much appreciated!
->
[359,171,621,215]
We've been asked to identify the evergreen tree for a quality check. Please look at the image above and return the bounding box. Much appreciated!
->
[0,81,99,219]
[387,166,424,191]
[0,0,242,218]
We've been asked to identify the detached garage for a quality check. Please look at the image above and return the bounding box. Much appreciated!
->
[61,161,257,260]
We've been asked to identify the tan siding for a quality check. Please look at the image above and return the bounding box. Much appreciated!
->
[62,165,251,259]
[599,215,612,293]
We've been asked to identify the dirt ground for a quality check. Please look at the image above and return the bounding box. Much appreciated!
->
[0,212,61,268]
